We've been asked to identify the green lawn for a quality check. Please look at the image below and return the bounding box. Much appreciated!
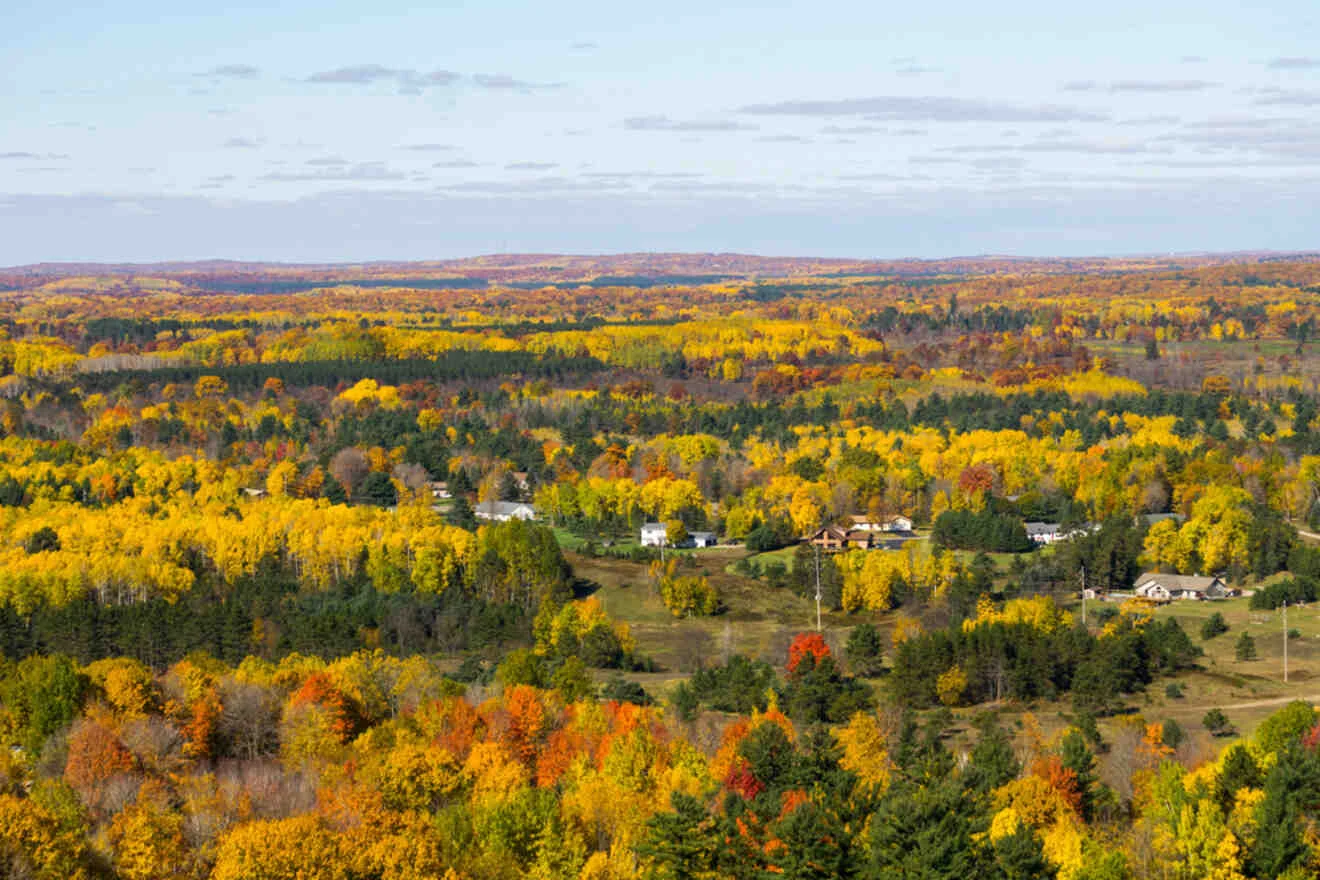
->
[1139,597,1320,739]
[734,544,800,574]
[551,525,641,554]
[567,547,867,698]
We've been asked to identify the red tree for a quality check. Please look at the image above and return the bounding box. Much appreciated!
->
[787,633,831,675]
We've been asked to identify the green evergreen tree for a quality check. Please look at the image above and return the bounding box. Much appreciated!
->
[867,778,986,879]
[1200,612,1229,640]
[354,471,398,507]
[966,716,1020,793]
[991,822,1056,880]
[638,792,717,880]
[1060,730,1098,820]
[845,623,885,677]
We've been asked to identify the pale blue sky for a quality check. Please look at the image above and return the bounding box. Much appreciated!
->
[2,1,1318,263]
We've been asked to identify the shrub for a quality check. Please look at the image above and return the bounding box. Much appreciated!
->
[670,681,699,722]
[1235,632,1257,661]
[1203,708,1234,737]
[1200,612,1229,640]
[601,676,650,705]
[660,574,721,618]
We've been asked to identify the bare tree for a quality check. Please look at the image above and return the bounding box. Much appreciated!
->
[120,716,186,774]
[328,447,370,495]
[675,629,715,674]
[392,462,430,495]
[218,680,281,761]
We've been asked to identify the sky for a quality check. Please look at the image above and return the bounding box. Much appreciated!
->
[2,0,1319,264]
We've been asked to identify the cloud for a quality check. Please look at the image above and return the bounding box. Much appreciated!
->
[1180,55,1207,63]
[1184,115,1305,129]
[625,115,758,132]
[1067,80,1216,93]
[436,176,631,194]
[401,143,456,152]
[1267,57,1320,70]
[306,156,349,166]
[197,64,260,79]
[223,137,262,149]
[647,180,799,194]
[1252,87,1320,106]
[473,73,561,90]
[757,134,811,143]
[581,171,703,180]
[896,65,940,76]
[306,64,405,84]
[837,172,922,181]
[260,163,407,182]
[1155,121,1320,159]
[301,65,560,95]
[432,160,481,168]
[739,96,1107,123]
[506,161,559,170]
[1109,79,1218,92]
[7,181,1320,266]
[821,125,887,135]
[943,138,1170,155]
[304,65,462,95]
[0,151,69,160]
[1116,114,1182,126]
[970,157,1026,170]
[571,41,598,50]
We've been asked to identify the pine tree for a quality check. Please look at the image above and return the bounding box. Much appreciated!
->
[637,792,717,880]
[991,823,1056,880]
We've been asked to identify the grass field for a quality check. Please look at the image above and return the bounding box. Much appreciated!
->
[567,547,867,697]
[566,538,1320,765]
[1141,598,1320,738]
[734,544,800,574]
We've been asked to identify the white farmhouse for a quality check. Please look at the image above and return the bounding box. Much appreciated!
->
[1133,572,1228,602]
[881,515,914,533]
[640,522,669,547]
[1025,522,1062,545]
[474,500,536,522]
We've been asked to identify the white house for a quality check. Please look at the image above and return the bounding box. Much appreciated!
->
[847,514,913,533]
[427,481,452,500]
[640,522,669,547]
[641,522,718,548]
[1025,522,1062,545]
[881,515,914,533]
[474,500,536,522]
[1133,571,1228,602]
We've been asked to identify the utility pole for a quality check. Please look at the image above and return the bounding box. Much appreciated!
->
[1284,599,1289,684]
[1077,564,1087,625]
[813,541,823,633]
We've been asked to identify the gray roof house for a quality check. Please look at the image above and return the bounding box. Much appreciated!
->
[474,500,536,522]
[1133,571,1228,602]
